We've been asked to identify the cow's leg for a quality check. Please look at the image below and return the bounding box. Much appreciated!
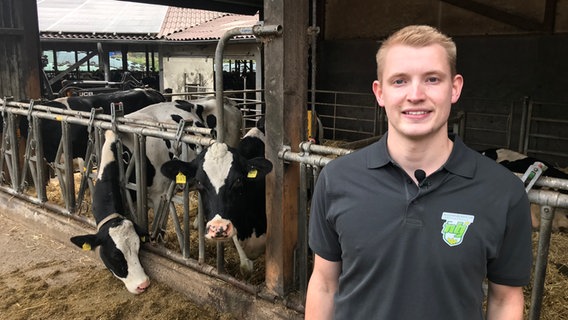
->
[232,235,253,273]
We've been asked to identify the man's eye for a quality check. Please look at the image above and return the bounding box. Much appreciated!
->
[393,79,405,85]
[426,77,440,83]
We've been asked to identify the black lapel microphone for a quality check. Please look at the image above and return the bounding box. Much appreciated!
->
[414,169,426,184]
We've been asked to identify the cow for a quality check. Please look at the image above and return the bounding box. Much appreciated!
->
[70,130,150,294]
[115,97,242,220]
[160,125,272,273]
[28,88,166,164]
[481,148,568,232]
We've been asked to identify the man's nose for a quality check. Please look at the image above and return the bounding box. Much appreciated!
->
[407,82,426,102]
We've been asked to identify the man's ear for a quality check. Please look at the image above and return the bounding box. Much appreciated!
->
[372,80,385,107]
[451,74,464,104]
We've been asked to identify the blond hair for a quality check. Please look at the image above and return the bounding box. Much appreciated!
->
[376,25,457,81]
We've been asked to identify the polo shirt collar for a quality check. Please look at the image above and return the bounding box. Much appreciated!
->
[443,133,475,179]
[366,134,391,169]
[366,132,475,179]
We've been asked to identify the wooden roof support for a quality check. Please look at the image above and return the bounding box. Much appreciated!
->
[441,0,558,33]
[263,0,309,297]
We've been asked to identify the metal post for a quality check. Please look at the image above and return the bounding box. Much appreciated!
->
[214,24,283,144]
[529,205,555,320]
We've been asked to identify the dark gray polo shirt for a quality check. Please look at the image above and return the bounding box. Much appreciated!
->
[309,134,532,320]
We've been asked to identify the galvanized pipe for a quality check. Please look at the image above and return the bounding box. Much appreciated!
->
[0,101,214,136]
[529,205,555,320]
[517,173,568,191]
[0,107,216,147]
[299,141,353,156]
[279,146,337,167]
[214,24,282,143]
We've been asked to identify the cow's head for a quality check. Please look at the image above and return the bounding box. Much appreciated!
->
[70,216,150,294]
[160,142,272,241]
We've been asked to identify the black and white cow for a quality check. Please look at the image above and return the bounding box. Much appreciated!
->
[160,125,272,272]
[70,130,150,294]
[31,88,165,163]
[101,97,243,226]
[481,148,568,231]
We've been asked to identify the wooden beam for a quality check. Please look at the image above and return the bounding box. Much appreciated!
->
[0,27,24,36]
[21,0,42,99]
[441,0,545,32]
[263,0,309,296]
[543,0,558,34]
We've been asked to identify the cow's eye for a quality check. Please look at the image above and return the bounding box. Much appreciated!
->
[232,178,243,189]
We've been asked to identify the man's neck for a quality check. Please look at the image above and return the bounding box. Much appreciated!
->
[387,131,453,181]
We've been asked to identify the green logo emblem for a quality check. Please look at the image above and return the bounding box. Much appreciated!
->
[441,212,474,247]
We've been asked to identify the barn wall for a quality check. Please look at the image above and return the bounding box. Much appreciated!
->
[316,0,568,165]
[162,56,214,93]
[324,0,568,39]
[160,42,260,93]
[317,35,568,101]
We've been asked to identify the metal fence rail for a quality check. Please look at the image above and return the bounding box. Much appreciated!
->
[0,97,254,295]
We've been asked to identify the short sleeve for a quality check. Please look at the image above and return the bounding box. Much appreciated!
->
[487,186,533,286]
[308,168,342,262]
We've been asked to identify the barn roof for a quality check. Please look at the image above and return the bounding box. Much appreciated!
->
[37,0,169,34]
[37,0,259,42]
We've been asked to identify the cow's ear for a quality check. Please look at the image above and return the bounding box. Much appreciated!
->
[245,157,273,180]
[70,235,100,251]
[161,159,197,180]
[132,222,150,243]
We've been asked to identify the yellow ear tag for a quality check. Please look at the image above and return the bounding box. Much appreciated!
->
[176,172,186,184]
[55,116,63,121]
[82,243,92,251]
[247,169,258,179]
[140,236,146,243]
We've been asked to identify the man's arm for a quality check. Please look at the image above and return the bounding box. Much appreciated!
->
[486,281,525,320]
[305,254,341,320]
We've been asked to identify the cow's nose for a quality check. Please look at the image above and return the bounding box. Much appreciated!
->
[215,226,226,237]
[136,278,150,293]
[206,221,233,239]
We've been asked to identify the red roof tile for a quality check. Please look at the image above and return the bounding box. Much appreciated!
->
[165,13,259,41]
[158,7,229,38]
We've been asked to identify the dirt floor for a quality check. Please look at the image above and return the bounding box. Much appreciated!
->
[0,211,236,320]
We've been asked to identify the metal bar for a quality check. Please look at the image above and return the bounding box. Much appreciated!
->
[34,117,47,202]
[0,103,216,147]
[523,99,534,154]
[137,134,148,228]
[214,24,282,143]
[529,205,555,320]
[60,120,76,212]
[297,162,309,301]
[182,182,191,259]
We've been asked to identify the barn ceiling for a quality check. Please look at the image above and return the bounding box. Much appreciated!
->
[119,0,262,15]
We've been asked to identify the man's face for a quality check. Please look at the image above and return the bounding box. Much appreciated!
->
[372,44,463,140]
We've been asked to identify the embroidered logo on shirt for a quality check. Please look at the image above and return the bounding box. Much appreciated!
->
[441,212,475,247]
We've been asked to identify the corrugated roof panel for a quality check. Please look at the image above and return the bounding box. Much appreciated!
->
[37,0,168,34]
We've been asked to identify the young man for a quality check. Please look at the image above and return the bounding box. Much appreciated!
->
[306,25,532,320]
